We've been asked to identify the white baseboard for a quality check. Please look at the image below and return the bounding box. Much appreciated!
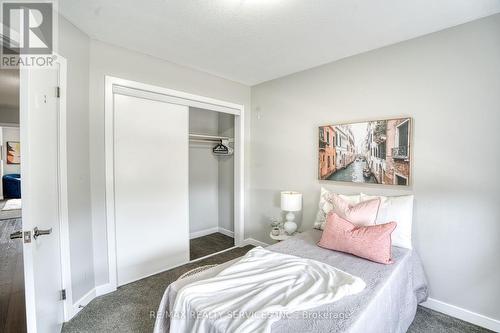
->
[421,298,500,332]
[217,227,234,238]
[95,283,116,296]
[241,238,269,247]
[190,227,235,239]
[190,227,219,239]
[66,283,116,321]
[71,288,96,318]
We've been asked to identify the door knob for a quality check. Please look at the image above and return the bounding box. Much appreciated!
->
[33,227,52,239]
[10,231,22,239]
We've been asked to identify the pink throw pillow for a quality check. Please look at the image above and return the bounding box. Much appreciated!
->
[318,213,396,264]
[331,193,380,226]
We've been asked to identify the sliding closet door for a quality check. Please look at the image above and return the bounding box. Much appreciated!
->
[114,94,189,286]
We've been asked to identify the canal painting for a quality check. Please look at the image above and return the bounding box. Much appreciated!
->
[318,118,411,185]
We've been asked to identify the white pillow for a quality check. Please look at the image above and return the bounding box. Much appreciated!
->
[360,193,414,249]
[314,187,361,230]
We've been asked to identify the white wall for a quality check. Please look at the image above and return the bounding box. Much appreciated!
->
[2,127,20,175]
[89,40,251,286]
[250,14,500,323]
[0,106,19,125]
[0,69,20,125]
[58,16,95,302]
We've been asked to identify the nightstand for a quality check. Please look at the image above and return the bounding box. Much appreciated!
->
[269,230,299,242]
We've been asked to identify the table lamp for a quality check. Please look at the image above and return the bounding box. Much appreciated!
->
[280,191,302,235]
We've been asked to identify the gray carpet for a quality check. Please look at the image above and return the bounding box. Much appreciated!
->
[62,246,255,333]
[63,246,493,333]
[408,306,492,333]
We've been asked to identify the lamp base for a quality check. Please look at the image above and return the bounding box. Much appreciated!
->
[283,221,297,235]
[284,211,298,235]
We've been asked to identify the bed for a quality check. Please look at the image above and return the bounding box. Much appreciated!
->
[154,229,428,333]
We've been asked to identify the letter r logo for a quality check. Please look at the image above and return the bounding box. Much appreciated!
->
[2,2,53,54]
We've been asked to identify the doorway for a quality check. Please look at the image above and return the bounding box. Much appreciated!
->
[0,68,25,332]
[188,107,236,260]
[0,57,73,333]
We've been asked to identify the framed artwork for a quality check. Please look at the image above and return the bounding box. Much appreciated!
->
[7,141,21,164]
[318,117,411,186]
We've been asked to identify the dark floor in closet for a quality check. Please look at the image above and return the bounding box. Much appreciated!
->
[190,232,235,260]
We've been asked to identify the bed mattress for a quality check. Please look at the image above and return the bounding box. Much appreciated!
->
[154,229,428,333]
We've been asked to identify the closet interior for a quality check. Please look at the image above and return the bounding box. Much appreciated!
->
[189,107,235,260]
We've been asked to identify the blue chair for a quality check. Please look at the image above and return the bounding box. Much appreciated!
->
[3,174,21,199]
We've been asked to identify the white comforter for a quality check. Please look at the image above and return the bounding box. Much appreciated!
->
[169,247,366,333]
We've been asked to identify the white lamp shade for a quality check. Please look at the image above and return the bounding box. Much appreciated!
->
[281,191,302,212]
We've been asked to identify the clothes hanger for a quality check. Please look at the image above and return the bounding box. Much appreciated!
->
[213,139,229,155]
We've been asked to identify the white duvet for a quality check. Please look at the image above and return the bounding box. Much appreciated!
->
[169,247,366,333]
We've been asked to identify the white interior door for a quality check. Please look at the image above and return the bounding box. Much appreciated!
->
[0,128,3,199]
[20,66,64,332]
[114,93,189,286]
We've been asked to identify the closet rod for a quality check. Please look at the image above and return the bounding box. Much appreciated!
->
[189,133,234,142]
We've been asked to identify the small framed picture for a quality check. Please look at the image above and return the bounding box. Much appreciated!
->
[7,141,21,164]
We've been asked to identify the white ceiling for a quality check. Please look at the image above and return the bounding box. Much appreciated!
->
[59,0,500,85]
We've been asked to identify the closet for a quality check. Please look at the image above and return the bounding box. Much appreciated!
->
[189,108,235,260]
[105,77,242,287]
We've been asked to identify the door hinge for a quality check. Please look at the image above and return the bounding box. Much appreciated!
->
[61,289,66,300]
[56,86,61,98]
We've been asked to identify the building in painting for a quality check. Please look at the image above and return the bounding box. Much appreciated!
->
[365,121,387,184]
[335,126,348,170]
[346,126,356,166]
[334,125,355,170]
[365,119,410,185]
[318,126,336,179]
[386,118,411,185]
